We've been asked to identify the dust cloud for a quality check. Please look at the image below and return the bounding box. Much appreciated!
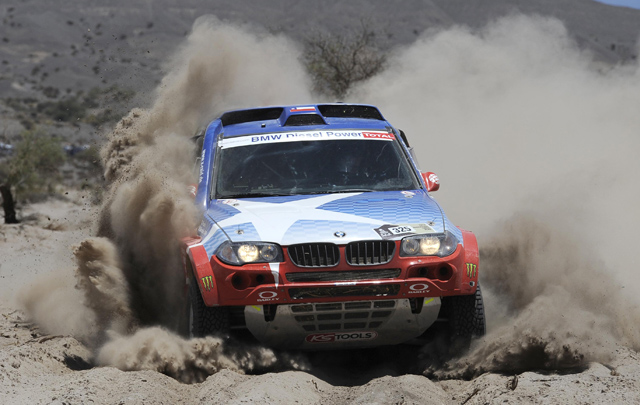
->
[97,327,308,383]
[18,12,640,382]
[353,15,640,376]
[97,16,311,328]
[73,238,136,344]
[92,15,311,380]
[19,15,311,382]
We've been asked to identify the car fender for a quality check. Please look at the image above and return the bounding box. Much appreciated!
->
[460,229,479,294]
[185,242,219,306]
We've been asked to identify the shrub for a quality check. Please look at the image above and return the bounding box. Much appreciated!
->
[0,128,66,223]
[303,21,388,99]
[38,97,86,122]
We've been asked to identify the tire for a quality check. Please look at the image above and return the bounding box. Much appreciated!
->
[188,275,230,338]
[441,284,486,350]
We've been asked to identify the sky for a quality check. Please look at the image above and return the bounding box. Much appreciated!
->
[595,0,640,8]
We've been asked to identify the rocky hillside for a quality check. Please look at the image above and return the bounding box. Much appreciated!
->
[1,0,638,102]
[0,0,638,172]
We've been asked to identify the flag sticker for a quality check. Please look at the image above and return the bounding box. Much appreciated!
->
[290,106,316,112]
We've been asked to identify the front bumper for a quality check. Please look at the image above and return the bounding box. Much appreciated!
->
[184,239,478,348]
[187,241,476,307]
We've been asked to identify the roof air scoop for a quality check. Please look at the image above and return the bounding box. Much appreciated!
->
[220,107,283,126]
[318,104,384,120]
[284,114,327,126]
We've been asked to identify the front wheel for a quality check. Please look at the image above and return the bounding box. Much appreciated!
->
[188,275,230,337]
[441,284,486,350]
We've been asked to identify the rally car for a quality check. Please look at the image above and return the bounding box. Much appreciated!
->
[181,104,485,349]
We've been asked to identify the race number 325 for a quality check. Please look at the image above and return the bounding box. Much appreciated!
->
[389,226,414,234]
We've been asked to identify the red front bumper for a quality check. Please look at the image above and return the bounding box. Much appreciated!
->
[184,238,479,307]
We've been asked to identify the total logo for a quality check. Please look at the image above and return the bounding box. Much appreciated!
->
[408,283,430,294]
[257,291,279,302]
[306,331,378,343]
[362,131,395,140]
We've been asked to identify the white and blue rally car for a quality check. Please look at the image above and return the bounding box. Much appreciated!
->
[182,104,485,349]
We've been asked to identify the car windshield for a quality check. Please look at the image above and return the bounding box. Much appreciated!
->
[215,137,421,199]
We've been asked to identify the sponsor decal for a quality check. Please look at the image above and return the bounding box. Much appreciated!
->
[201,275,213,291]
[252,134,285,143]
[219,130,396,149]
[257,290,279,302]
[197,220,213,236]
[306,331,378,343]
[408,283,430,293]
[466,263,477,278]
[428,173,439,185]
[374,223,435,239]
[198,149,206,183]
[362,131,395,140]
[290,106,316,112]
[188,184,197,197]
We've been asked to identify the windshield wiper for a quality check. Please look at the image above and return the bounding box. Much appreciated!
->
[220,189,376,199]
[221,192,294,199]
[333,188,376,193]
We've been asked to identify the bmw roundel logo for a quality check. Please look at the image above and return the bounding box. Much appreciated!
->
[334,231,346,238]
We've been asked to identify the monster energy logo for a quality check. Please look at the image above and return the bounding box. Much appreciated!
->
[201,275,213,291]
[466,263,477,278]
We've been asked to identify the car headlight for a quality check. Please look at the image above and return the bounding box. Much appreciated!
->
[400,231,460,257]
[216,241,284,265]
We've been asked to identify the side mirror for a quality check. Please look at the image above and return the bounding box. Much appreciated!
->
[398,129,410,147]
[421,172,440,192]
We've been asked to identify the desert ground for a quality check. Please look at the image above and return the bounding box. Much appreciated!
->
[3,1,640,404]
[2,197,640,403]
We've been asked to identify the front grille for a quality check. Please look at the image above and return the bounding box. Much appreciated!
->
[285,268,400,283]
[289,284,401,300]
[346,240,396,265]
[290,300,396,332]
[288,243,340,267]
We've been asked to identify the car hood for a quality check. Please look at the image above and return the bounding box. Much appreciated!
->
[203,190,448,246]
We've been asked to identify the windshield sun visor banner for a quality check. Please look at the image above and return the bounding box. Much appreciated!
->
[220,130,395,149]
